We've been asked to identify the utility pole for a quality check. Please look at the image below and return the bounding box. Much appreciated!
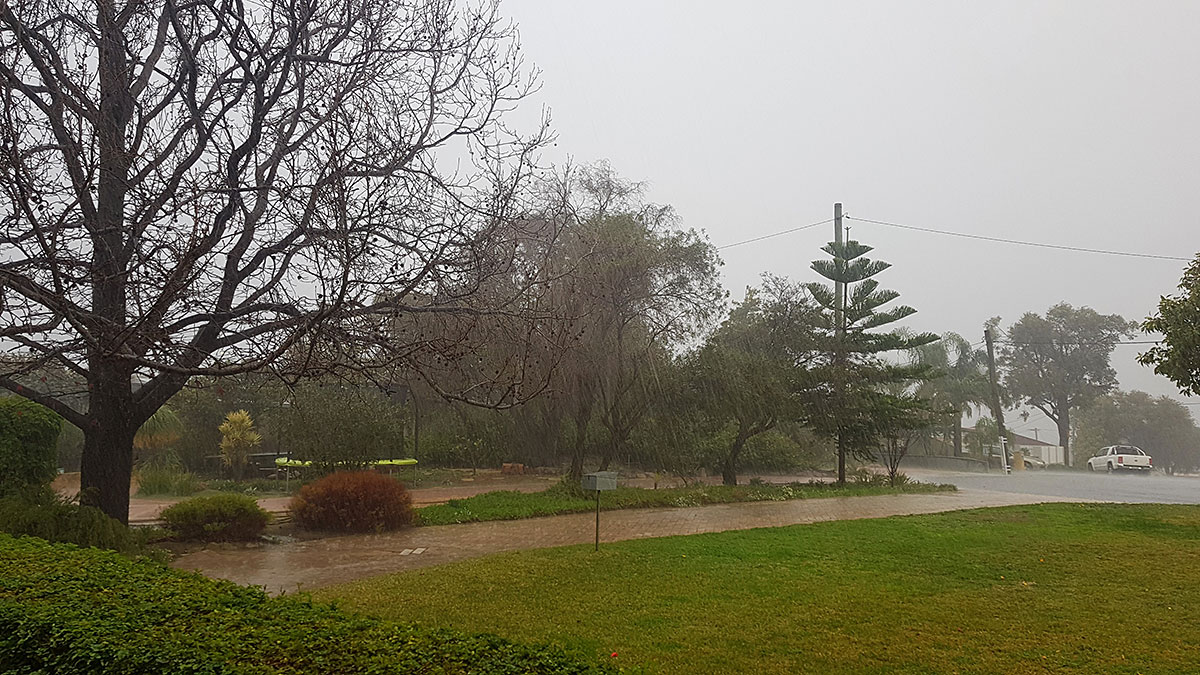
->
[834,203,846,485]
[984,328,1012,473]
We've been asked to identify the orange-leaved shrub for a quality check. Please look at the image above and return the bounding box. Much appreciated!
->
[290,471,414,532]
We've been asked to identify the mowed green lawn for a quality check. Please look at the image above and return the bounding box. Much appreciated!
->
[318,504,1200,674]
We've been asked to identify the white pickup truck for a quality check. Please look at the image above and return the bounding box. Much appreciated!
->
[1086,445,1152,473]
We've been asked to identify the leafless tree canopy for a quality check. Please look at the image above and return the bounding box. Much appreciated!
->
[0,0,549,519]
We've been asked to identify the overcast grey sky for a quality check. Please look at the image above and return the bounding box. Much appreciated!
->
[505,0,1200,438]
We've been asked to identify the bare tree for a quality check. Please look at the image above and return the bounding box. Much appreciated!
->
[0,0,549,521]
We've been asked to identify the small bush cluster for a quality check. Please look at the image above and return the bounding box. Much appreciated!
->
[159,493,270,541]
[291,471,414,532]
[0,534,615,674]
[0,489,137,553]
[0,397,61,497]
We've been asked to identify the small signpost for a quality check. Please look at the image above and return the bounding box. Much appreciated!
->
[582,471,618,551]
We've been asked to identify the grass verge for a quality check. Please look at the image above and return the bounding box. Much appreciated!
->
[321,503,1200,674]
[415,480,954,526]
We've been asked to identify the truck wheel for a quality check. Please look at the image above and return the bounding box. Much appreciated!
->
[1087,463,1094,472]
[1107,463,1114,474]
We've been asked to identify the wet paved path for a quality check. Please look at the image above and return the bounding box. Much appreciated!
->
[172,488,1082,593]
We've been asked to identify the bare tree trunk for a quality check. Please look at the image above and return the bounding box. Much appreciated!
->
[953,414,964,455]
[80,358,138,524]
[1057,405,1072,467]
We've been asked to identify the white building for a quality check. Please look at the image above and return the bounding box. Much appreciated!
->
[1011,432,1065,465]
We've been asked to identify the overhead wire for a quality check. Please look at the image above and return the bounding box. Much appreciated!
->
[844,215,1191,262]
[716,218,834,250]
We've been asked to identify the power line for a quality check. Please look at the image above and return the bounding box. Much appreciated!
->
[999,340,1162,346]
[717,218,834,250]
[845,215,1192,262]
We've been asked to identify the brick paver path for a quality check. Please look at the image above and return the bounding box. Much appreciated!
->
[172,489,1082,593]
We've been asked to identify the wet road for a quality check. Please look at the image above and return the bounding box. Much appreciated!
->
[173,488,1079,592]
[906,468,1200,504]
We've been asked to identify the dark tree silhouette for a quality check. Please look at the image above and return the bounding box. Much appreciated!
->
[0,0,549,522]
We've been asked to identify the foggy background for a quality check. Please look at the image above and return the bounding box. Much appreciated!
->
[506,0,1200,440]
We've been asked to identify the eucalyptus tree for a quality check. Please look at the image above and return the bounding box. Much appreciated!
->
[0,0,550,522]
[803,239,938,484]
[999,304,1134,466]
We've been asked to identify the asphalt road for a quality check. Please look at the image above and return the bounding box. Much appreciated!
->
[906,468,1200,504]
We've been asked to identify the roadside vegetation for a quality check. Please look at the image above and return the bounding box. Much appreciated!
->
[322,503,1200,674]
[415,478,954,526]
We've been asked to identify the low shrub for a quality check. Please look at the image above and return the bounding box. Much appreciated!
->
[0,489,137,553]
[291,471,414,532]
[159,494,270,541]
[0,534,616,674]
[0,397,62,496]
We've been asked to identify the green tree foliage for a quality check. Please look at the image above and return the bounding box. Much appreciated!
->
[0,398,62,497]
[870,392,942,486]
[685,280,818,485]
[910,333,991,455]
[1140,255,1200,395]
[1073,391,1200,475]
[170,376,284,471]
[999,303,1134,466]
[277,383,407,471]
[218,411,262,480]
[802,239,938,484]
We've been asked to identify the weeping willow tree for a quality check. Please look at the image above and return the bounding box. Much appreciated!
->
[802,239,937,484]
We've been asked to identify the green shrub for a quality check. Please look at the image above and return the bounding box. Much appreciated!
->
[0,534,615,674]
[0,397,62,496]
[292,471,414,532]
[159,494,270,541]
[0,490,137,553]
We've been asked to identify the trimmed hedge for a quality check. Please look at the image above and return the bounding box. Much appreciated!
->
[0,534,617,674]
[160,493,270,541]
[0,397,61,496]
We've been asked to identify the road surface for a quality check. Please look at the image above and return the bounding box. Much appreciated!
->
[906,468,1200,504]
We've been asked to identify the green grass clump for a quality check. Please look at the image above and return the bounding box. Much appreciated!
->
[323,503,1200,674]
[415,480,954,526]
[0,533,617,674]
[136,465,203,496]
